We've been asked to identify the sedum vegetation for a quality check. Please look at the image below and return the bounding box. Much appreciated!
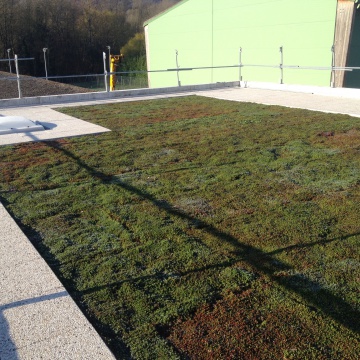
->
[0,96,359,359]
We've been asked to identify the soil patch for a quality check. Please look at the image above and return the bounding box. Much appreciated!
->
[0,71,92,99]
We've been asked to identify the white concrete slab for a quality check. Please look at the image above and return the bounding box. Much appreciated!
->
[0,107,111,146]
[196,85,360,118]
[241,81,360,99]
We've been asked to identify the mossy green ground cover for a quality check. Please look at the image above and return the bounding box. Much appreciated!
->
[0,96,359,359]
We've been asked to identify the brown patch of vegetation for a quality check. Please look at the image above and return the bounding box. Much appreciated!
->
[168,287,349,360]
[331,128,360,148]
[317,131,334,137]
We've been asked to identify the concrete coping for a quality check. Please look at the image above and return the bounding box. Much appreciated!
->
[0,82,240,108]
[0,81,359,109]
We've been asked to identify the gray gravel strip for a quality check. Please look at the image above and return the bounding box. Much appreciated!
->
[0,203,116,360]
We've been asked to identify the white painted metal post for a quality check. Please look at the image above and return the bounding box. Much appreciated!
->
[43,48,48,80]
[175,50,181,86]
[7,49,12,74]
[239,47,242,87]
[14,55,22,99]
[331,45,335,88]
[279,46,283,84]
[107,46,111,72]
[103,52,109,92]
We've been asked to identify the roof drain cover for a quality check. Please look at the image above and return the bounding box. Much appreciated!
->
[0,116,45,135]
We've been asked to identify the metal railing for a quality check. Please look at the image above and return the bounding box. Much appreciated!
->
[1,46,360,100]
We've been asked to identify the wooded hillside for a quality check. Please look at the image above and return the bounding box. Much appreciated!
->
[0,0,179,76]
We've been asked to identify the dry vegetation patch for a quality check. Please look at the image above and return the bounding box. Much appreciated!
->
[0,71,92,99]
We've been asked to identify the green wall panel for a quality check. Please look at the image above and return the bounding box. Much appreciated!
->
[145,0,338,88]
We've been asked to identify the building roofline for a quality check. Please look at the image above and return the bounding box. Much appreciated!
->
[143,0,190,27]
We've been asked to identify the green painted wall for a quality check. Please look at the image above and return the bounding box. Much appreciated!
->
[145,0,338,88]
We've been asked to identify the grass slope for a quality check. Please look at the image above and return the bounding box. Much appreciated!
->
[0,96,359,359]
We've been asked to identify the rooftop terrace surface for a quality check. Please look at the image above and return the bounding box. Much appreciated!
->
[0,83,359,359]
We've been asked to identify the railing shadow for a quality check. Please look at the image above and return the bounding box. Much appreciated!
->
[0,311,19,360]
[0,291,67,360]
[40,140,360,335]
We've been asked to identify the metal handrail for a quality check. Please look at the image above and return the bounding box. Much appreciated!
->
[1,60,359,98]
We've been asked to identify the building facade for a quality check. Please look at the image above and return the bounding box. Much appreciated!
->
[144,0,359,88]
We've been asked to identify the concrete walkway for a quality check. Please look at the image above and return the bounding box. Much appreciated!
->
[197,82,360,118]
[0,83,359,360]
[0,202,116,360]
[0,107,110,147]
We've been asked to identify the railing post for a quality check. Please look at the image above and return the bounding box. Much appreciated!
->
[43,48,48,80]
[279,46,283,84]
[175,50,181,86]
[239,47,242,87]
[14,55,22,99]
[7,49,12,74]
[103,52,109,92]
[331,45,335,88]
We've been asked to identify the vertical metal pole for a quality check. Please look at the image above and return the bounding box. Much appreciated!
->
[279,46,284,84]
[7,49,12,73]
[14,55,22,99]
[211,0,214,83]
[107,46,112,90]
[175,50,181,86]
[239,47,242,87]
[103,52,109,92]
[107,46,111,72]
[43,48,48,80]
[331,45,335,88]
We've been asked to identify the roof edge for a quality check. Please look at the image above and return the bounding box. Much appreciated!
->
[143,0,190,27]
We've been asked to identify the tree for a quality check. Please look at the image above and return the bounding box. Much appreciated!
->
[0,0,17,58]
[121,32,146,58]
[0,0,180,76]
